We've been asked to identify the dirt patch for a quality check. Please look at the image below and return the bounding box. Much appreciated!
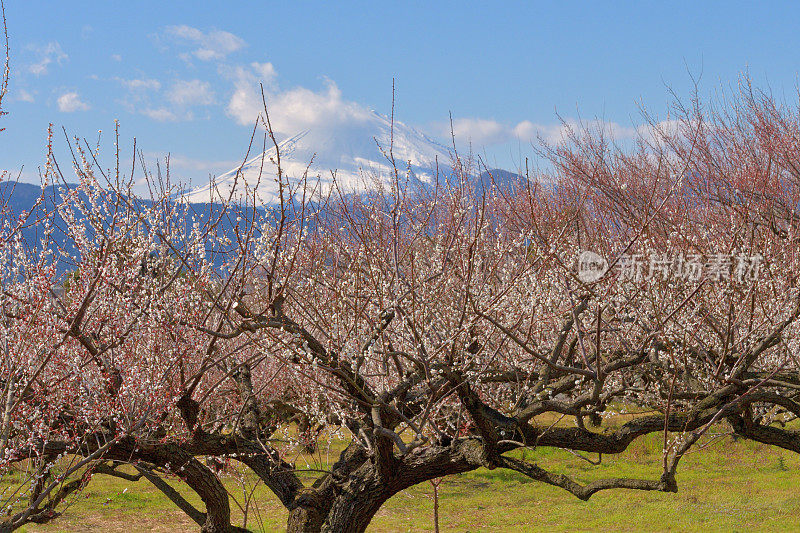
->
[27,509,196,532]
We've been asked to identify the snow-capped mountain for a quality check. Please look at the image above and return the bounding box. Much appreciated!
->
[184,111,454,204]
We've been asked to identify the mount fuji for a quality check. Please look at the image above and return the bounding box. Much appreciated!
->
[183,111,456,204]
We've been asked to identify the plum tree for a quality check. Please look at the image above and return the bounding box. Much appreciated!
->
[1,14,799,532]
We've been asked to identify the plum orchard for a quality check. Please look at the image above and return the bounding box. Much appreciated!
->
[2,86,800,531]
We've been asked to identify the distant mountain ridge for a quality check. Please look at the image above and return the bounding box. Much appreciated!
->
[0,181,263,273]
[1,163,526,273]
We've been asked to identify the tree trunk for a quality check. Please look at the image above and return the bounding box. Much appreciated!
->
[284,479,387,533]
[285,491,327,533]
[321,483,387,533]
[284,441,486,532]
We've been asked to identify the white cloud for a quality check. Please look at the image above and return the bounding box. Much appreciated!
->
[268,81,371,131]
[113,77,168,119]
[227,84,259,124]
[15,89,35,103]
[111,54,122,62]
[436,117,639,148]
[57,92,90,112]
[250,62,276,83]
[141,107,181,122]
[167,79,215,106]
[115,77,161,91]
[225,61,372,146]
[636,119,685,144]
[166,25,245,61]
[216,45,636,158]
[218,61,276,94]
[114,77,211,121]
[28,42,67,76]
[514,119,637,144]
[447,118,510,146]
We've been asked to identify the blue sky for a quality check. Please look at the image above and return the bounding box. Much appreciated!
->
[2,1,800,185]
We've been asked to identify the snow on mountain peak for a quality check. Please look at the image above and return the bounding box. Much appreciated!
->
[183,111,453,204]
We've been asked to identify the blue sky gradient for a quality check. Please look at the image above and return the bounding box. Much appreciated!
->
[2,1,800,184]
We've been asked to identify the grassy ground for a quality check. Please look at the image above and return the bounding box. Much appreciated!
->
[10,429,799,532]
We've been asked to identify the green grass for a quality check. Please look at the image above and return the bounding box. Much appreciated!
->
[11,432,800,532]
